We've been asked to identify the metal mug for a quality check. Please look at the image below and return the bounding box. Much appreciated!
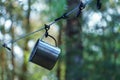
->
[29,39,61,70]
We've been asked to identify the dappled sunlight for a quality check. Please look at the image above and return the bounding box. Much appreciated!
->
[5,20,12,31]
[14,45,23,59]
[88,12,102,27]
[0,0,120,80]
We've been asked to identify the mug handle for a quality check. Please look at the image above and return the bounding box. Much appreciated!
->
[40,33,58,47]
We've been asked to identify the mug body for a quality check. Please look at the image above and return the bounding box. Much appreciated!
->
[29,39,61,70]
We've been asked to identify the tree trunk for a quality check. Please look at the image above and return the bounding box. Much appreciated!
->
[10,17,15,80]
[0,49,5,80]
[19,0,31,80]
[65,0,83,80]
[57,25,62,80]
[57,22,65,80]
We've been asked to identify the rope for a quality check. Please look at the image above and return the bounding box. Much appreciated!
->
[0,0,100,51]
[0,27,45,51]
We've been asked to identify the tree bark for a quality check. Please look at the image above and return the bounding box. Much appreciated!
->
[0,49,5,80]
[19,0,31,80]
[57,25,62,80]
[10,16,15,80]
[65,0,83,80]
[57,22,64,80]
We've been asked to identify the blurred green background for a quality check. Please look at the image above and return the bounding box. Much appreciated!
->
[0,0,120,80]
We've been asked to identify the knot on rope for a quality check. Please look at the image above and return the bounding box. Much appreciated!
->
[2,43,11,51]
[97,0,102,9]
[44,24,50,37]
[76,1,86,17]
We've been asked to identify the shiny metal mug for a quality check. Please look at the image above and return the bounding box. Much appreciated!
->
[29,39,61,70]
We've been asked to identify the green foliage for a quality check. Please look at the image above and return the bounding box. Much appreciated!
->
[41,0,67,21]
[0,0,120,80]
[79,0,120,80]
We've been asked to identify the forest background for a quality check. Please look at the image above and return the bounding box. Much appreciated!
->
[0,0,120,80]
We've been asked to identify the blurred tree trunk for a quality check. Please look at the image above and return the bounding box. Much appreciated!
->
[57,23,62,80]
[0,49,5,80]
[0,27,5,80]
[19,0,31,80]
[57,22,65,80]
[10,16,15,80]
[65,0,83,80]
[0,30,9,80]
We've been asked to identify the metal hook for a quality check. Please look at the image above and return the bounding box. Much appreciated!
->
[40,24,58,47]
